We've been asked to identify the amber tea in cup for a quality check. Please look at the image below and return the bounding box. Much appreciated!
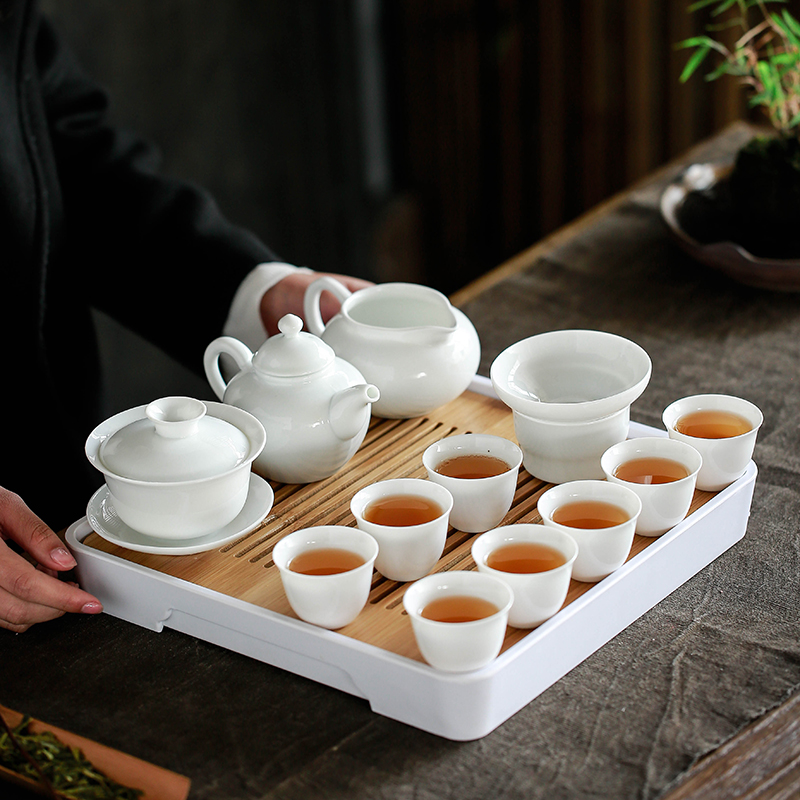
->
[613,457,689,485]
[288,548,365,576]
[434,454,510,479]
[421,595,500,623]
[675,409,752,439]
[551,500,630,529]
[362,494,443,527]
[485,541,567,573]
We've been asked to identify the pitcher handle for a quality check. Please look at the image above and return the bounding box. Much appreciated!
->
[303,276,352,336]
[203,336,254,400]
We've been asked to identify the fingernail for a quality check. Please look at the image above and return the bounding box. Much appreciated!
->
[81,601,103,614]
[52,548,77,569]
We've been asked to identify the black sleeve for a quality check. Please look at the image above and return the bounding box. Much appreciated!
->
[36,14,280,368]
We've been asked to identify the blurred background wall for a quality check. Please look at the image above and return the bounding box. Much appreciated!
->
[39,0,762,406]
[42,0,757,294]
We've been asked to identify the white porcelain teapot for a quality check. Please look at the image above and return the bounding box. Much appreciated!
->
[204,314,379,484]
[303,278,481,418]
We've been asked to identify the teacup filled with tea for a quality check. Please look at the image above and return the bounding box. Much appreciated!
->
[402,570,514,672]
[272,525,379,629]
[422,433,523,533]
[600,436,702,537]
[537,479,642,582]
[471,524,578,628]
[662,394,762,491]
[350,478,453,582]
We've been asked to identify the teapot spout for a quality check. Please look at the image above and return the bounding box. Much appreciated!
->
[329,384,381,442]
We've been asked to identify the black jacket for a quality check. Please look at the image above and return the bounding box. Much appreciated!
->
[1,0,276,527]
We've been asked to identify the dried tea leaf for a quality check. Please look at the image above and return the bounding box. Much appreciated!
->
[0,715,143,800]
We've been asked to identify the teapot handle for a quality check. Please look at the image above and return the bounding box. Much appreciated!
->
[203,336,254,401]
[303,276,352,336]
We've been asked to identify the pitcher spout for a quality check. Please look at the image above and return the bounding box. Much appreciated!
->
[329,384,381,441]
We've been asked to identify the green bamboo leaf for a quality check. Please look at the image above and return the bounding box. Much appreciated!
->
[675,35,721,48]
[749,89,771,106]
[679,45,712,81]
[688,0,725,12]
[782,9,800,36]
[707,0,740,16]
[707,18,747,32]
[770,12,800,46]
[705,60,735,80]
[756,59,772,81]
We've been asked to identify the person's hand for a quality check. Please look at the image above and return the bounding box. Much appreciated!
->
[0,487,102,633]
[260,271,373,337]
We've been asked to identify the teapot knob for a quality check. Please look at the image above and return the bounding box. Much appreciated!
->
[278,314,304,338]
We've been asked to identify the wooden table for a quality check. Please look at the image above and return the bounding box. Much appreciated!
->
[2,121,798,800]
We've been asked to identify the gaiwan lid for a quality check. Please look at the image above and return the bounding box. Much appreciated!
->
[98,397,251,482]
[251,313,334,377]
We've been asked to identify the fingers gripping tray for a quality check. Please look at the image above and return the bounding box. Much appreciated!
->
[67,378,757,741]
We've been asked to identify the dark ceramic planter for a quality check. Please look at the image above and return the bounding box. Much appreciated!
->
[660,158,800,292]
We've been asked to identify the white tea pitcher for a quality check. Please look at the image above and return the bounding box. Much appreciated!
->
[204,314,379,484]
[303,278,480,418]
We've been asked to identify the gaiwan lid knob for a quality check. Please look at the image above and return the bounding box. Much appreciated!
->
[250,313,335,377]
[99,396,250,482]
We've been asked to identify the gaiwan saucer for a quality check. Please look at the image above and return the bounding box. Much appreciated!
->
[86,473,274,555]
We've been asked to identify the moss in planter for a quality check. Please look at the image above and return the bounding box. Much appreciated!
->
[728,135,800,258]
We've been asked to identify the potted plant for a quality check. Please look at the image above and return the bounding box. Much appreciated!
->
[661,0,800,286]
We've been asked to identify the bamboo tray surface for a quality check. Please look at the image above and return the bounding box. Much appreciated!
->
[69,378,756,739]
[82,384,717,662]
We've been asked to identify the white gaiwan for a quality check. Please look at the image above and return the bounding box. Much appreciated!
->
[204,314,380,484]
[85,396,266,539]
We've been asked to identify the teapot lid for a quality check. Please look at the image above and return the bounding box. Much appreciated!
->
[98,397,251,482]
[251,314,334,377]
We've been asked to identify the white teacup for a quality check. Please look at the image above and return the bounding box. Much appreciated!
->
[601,437,702,537]
[350,478,453,582]
[490,330,652,483]
[402,570,513,672]
[662,394,762,491]
[537,480,642,582]
[471,524,578,629]
[422,433,523,533]
[272,525,378,629]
